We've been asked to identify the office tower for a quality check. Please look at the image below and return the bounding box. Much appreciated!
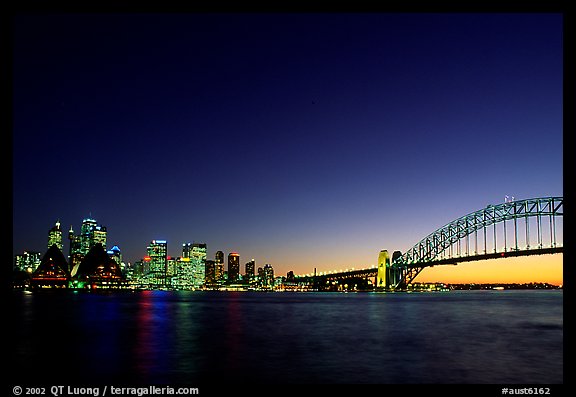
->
[147,239,168,286]
[245,259,255,281]
[205,260,217,287]
[228,252,240,282]
[173,242,206,289]
[14,251,42,273]
[182,243,192,259]
[167,256,177,279]
[80,218,98,255]
[91,225,107,250]
[78,217,107,253]
[215,250,224,264]
[69,218,108,276]
[69,225,82,276]
[214,254,225,284]
[47,220,63,251]
[262,264,274,289]
[107,245,123,272]
[191,243,207,288]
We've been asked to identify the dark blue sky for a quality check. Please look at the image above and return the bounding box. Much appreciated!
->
[12,13,563,275]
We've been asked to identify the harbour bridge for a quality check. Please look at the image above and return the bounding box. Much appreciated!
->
[295,196,563,291]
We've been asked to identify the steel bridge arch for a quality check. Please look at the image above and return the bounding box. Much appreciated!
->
[390,196,563,289]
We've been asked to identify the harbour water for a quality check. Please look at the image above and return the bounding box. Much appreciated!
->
[9,290,562,385]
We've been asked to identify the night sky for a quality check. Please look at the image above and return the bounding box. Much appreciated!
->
[12,13,563,281]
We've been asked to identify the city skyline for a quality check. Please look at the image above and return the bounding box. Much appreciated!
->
[12,13,563,284]
[14,212,563,286]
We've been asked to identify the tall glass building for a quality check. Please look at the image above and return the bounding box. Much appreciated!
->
[259,264,274,289]
[245,259,255,281]
[215,250,224,265]
[107,245,124,273]
[182,243,192,259]
[191,243,207,288]
[146,239,168,287]
[14,251,42,273]
[171,242,206,289]
[209,251,225,286]
[47,220,63,251]
[228,252,240,282]
[69,218,108,276]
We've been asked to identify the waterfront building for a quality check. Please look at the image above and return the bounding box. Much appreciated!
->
[107,245,123,271]
[215,262,224,282]
[47,220,63,251]
[14,251,42,273]
[206,258,225,288]
[172,243,206,289]
[173,257,192,289]
[30,244,70,288]
[74,243,124,288]
[68,225,82,275]
[205,260,217,287]
[145,239,168,287]
[182,242,192,259]
[245,259,255,281]
[80,218,97,254]
[69,218,108,276]
[131,259,147,279]
[167,256,177,279]
[228,252,240,282]
[258,264,274,289]
[91,225,107,249]
[191,243,207,288]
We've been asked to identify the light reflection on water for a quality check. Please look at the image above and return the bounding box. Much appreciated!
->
[10,290,562,384]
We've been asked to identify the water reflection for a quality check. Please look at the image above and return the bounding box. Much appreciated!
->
[10,290,562,384]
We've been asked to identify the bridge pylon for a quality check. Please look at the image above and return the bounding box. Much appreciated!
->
[376,250,388,289]
[376,250,405,291]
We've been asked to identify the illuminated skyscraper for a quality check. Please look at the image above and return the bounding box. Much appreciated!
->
[258,264,274,289]
[14,251,42,273]
[212,251,225,285]
[78,218,108,253]
[215,251,224,265]
[91,225,107,249]
[228,252,240,282]
[107,245,123,273]
[146,239,168,287]
[69,218,108,276]
[47,220,63,251]
[173,242,206,289]
[80,218,98,254]
[191,243,206,288]
[69,225,82,276]
[205,260,217,288]
[182,243,192,259]
[245,259,255,281]
[167,256,177,279]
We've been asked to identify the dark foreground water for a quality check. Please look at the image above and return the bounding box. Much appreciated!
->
[9,290,562,385]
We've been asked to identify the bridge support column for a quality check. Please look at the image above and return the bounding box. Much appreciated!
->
[377,250,389,289]
[377,250,405,290]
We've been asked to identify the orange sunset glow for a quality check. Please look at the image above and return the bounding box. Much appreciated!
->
[416,253,563,285]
